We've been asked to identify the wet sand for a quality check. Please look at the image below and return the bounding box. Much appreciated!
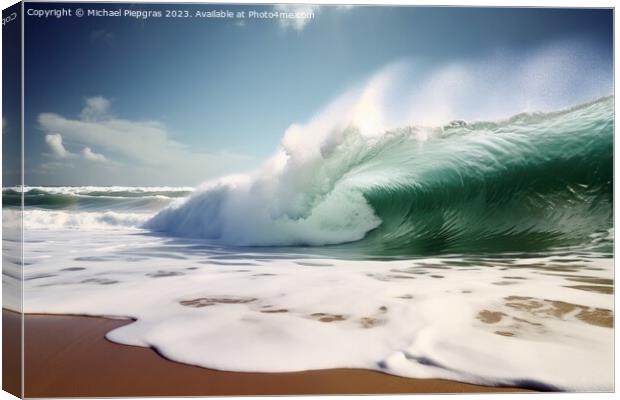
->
[2,309,21,397]
[8,310,530,397]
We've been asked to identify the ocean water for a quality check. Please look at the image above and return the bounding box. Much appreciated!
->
[4,96,613,391]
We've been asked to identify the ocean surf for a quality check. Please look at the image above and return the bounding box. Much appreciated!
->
[4,96,614,392]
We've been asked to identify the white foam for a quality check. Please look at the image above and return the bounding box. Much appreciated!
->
[6,209,152,230]
[15,185,195,195]
[18,227,614,391]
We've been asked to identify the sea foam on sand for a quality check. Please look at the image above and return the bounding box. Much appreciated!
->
[14,223,613,392]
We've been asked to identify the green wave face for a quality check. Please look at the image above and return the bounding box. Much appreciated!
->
[344,96,613,254]
[145,96,613,256]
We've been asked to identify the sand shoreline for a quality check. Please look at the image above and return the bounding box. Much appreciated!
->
[4,310,531,397]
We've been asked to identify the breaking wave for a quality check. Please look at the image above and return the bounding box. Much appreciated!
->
[3,186,192,211]
[2,186,192,230]
[147,96,613,254]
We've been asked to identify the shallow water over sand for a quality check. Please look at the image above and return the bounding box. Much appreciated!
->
[9,225,613,392]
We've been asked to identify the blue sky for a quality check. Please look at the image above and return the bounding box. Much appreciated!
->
[22,4,613,186]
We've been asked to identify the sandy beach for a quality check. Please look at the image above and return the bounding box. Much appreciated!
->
[0,310,530,397]
[2,310,21,397]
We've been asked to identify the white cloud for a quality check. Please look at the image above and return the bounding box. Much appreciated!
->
[40,103,183,165]
[45,134,77,159]
[80,96,111,121]
[273,5,320,32]
[81,147,107,162]
[45,132,109,163]
[37,97,256,185]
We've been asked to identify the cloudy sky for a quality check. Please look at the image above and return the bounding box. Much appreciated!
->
[22,4,612,186]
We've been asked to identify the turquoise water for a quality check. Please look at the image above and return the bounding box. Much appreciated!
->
[146,96,613,256]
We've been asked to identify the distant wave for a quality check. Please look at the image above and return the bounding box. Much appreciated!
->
[3,186,193,211]
[2,208,151,230]
[2,186,192,230]
[147,96,613,254]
